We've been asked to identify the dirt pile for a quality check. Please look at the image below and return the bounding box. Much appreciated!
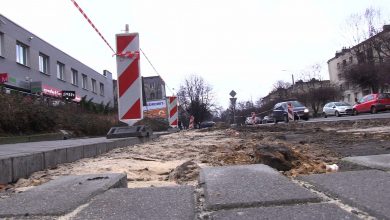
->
[3,118,390,192]
[168,160,200,184]
[134,117,170,131]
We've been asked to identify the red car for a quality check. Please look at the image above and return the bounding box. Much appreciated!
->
[353,93,390,115]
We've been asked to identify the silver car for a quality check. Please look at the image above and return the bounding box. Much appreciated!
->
[322,102,353,117]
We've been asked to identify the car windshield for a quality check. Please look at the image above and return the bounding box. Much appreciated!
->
[334,102,350,106]
[289,101,304,107]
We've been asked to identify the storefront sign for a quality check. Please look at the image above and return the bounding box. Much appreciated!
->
[0,73,8,84]
[143,99,168,118]
[62,90,76,99]
[30,81,43,93]
[42,84,62,98]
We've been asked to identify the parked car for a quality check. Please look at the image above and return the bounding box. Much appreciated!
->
[273,101,309,123]
[262,115,273,124]
[200,121,216,128]
[245,116,261,125]
[322,102,353,117]
[353,93,390,115]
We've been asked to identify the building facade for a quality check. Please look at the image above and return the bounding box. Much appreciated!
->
[327,25,390,104]
[142,76,166,101]
[0,14,114,106]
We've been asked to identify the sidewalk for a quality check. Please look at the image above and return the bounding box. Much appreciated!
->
[0,136,153,184]
[0,162,389,219]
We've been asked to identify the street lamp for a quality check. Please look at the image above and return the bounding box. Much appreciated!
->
[281,70,295,85]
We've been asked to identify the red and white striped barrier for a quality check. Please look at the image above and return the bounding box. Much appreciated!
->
[189,115,195,129]
[287,102,294,121]
[116,33,143,125]
[167,96,178,127]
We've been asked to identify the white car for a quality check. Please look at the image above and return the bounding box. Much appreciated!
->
[322,102,353,117]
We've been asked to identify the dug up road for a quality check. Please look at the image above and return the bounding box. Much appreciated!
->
[6,119,390,192]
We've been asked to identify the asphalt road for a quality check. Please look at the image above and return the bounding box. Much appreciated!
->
[308,111,390,123]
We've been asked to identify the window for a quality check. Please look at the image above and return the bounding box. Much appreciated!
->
[57,62,65,80]
[0,33,3,57]
[39,53,49,74]
[82,74,88,89]
[91,79,97,93]
[342,59,347,67]
[99,83,104,96]
[71,69,78,86]
[347,94,351,102]
[349,56,353,63]
[16,42,28,65]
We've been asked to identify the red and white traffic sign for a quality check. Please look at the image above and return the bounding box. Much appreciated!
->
[167,96,178,127]
[116,33,143,125]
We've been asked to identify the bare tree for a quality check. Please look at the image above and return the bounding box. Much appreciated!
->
[339,7,390,93]
[177,75,215,126]
[293,65,342,116]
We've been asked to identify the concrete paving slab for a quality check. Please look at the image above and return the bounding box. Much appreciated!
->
[299,170,390,219]
[200,165,320,210]
[43,148,67,169]
[12,153,44,182]
[0,173,127,217]
[342,154,390,171]
[0,157,12,184]
[211,203,359,220]
[74,186,195,220]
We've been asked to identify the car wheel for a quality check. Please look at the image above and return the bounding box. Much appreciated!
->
[335,111,340,117]
[353,109,358,116]
[371,106,377,114]
[323,112,327,118]
[284,115,289,123]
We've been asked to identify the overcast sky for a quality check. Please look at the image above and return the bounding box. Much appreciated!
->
[1,0,390,108]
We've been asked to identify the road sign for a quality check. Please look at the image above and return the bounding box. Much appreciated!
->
[229,90,236,97]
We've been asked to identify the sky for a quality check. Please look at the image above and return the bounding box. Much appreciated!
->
[1,0,390,108]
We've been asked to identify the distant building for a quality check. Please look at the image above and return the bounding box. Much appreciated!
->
[142,76,166,101]
[327,24,390,104]
[0,14,114,106]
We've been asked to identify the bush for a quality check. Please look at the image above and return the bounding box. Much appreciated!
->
[0,92,119,136]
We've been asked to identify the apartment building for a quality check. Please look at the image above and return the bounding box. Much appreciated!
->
[0,14,114,106]
[142,76,166,101]
[327,25,390,104]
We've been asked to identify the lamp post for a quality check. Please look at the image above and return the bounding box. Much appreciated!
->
[281,70,295,86]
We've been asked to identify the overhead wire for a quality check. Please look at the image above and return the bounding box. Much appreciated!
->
[69,0,175,95]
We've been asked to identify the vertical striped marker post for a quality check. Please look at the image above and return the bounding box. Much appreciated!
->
[116,33,143,125]
[167,96,178,127]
